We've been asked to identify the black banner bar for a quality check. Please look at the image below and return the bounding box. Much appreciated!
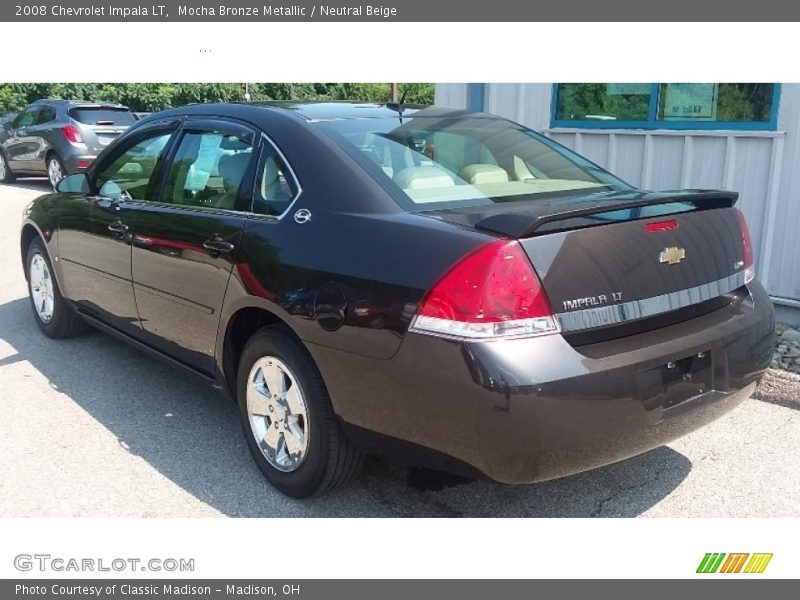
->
[3,0,800,22]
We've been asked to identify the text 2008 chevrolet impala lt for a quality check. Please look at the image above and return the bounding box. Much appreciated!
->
[19,102,775,497]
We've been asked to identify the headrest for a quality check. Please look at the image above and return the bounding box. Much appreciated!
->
[458,164,509,185]
[218,152,250,188]
[394,166,455,190]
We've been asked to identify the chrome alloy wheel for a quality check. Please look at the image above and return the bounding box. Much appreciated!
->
[47,158,63,189]
[29,253,54,323]
[246,356,310,472]
[0,154,7,180]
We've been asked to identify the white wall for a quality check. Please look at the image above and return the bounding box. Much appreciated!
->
[768,84,800,306]
[434,83,468,109]
[484,83,553,130]
[434,83,800,308]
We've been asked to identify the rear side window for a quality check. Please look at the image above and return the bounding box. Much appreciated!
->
[69,107,136,126]
[252,144,299,217]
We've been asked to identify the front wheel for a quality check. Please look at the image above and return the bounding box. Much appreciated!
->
[26,237,89,338]
[237,326,363,497]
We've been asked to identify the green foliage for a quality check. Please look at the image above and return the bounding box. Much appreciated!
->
[556,83,651,121]
[0,83,435,114]
[708,84,774,122]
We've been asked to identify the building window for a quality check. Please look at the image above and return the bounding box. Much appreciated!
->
[552,83,779,130]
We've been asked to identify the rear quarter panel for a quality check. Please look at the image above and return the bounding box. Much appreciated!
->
[226,210,489,360]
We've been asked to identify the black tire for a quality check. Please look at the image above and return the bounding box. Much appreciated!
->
[0,151,15,183]
[46,154,66,190]
[237,326,364,497]
[26,237,89,339]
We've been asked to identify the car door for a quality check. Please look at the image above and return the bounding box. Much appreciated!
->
[56,123,179,336]
[2,107,39,171]
[27,105,57,173]
[124,118,256,374]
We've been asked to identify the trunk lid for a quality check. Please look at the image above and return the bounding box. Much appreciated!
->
[427,189,747,334]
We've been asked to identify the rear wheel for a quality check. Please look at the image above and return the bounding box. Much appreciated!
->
[0,152,15,183]
[237,326,363,497]
[46,154,65,190]
[26,237,88,338]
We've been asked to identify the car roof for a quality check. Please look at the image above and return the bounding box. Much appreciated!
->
[30,99,129,109]
[246,101,428,121]
[248,101,499,122]
[134,101,494,129]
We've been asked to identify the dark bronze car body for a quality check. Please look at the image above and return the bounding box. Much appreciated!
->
[19,102,775,493]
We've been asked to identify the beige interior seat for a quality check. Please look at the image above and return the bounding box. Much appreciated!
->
[214,152,250,209]
[394,166,455,190]
[261,155,279,199]
[458,164,509,185]
[513,156,536,181]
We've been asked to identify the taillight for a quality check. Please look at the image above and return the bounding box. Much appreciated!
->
[736,208,755,284]
[409,240,559,340]
[61,125,84,145]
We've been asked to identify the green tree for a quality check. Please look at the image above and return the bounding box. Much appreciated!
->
[0,83,435,114]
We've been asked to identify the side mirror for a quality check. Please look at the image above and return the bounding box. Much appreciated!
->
[56,173,90,194]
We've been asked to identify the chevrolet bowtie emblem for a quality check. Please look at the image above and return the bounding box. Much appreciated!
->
[659,246,686,265]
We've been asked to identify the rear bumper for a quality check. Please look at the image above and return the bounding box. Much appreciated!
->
[312,281,775,483]
[62,153,96,173]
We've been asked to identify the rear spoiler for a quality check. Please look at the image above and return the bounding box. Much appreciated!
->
[474,190,738,238]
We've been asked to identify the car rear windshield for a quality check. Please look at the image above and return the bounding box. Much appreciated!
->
[68,107,136,126]
[316,114,632,211]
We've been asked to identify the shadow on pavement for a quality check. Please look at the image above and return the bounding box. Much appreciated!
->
[0,296,692,517]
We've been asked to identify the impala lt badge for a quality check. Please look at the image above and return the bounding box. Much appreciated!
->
[660,246,686,265]
[563,291,622,311]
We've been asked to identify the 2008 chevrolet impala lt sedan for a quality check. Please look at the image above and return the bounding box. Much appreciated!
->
[19,102,775,497]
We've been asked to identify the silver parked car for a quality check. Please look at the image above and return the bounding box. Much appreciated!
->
[0,99,136,188]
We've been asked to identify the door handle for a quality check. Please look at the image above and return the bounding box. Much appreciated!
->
[107,220,129,238]
[203,234,235,254]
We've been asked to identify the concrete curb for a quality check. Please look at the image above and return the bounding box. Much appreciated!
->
[752,368,800,410]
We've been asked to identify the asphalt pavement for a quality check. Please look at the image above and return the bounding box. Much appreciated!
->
[1,179,798,517]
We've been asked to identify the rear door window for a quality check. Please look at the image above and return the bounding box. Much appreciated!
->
[159,129,255,211]
[35,107,56,124]
[69,107,136,126]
